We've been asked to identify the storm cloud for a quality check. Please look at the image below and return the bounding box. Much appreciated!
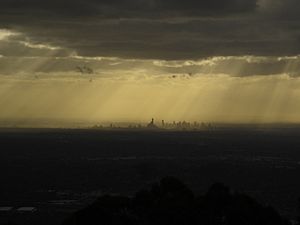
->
[0,0,300,60]
[0,0,257,17]
[3,1,300,124]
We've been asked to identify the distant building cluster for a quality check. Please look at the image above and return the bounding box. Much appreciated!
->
[92,118,216,131]
[159,119,215,130]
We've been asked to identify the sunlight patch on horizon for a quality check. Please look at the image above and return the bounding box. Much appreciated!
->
[1,72,300,125]
[1,28,300,125]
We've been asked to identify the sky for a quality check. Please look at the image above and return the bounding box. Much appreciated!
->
[1,0,300,126]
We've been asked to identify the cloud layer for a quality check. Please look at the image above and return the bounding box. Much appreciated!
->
[3,1,300,125]
[0,0,257,17]
[0,0,300,59]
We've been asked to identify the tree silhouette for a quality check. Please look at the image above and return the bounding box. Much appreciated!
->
[297,197,300,225]
[62,177,291,225]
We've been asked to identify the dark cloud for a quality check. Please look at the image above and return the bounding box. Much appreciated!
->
[0,0,257,17]
[258,0,300,20]
[1,0,300,60]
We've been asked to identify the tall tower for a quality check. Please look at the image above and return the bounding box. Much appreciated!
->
[147,118,158,129]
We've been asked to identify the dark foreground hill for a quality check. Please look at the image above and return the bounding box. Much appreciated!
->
[62,177,293,225]
[2,128,300,224]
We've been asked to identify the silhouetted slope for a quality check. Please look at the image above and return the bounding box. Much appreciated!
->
[62,177,290,225]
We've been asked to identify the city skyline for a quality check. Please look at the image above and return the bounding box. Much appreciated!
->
[1,0,300,125]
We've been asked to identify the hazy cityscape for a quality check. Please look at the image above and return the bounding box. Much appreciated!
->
[2,0,300,224]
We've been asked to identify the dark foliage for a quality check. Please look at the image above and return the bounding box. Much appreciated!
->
[297,198,300,225]
[62,177,290,225]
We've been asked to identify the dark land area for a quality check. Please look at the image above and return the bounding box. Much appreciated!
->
[1,127,300,224]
